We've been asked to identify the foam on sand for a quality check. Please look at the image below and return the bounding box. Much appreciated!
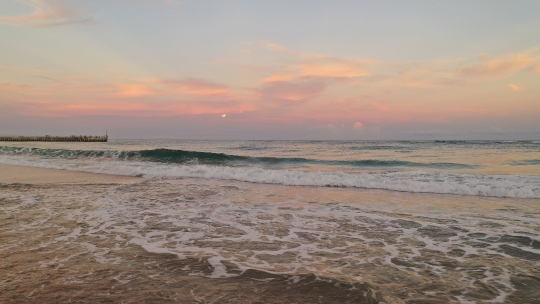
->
[1,177,538,303]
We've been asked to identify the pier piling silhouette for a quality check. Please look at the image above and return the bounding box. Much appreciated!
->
[0,135,108,142]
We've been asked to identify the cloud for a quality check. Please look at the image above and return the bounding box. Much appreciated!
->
[158,78,232,97]
[0,0,94,28]
[457,51,539,78]
[253,44,540,92]
[0,81,32,93]
[395,67,467,88]
[13,97,258,117]
[384,49,540,88]
[529,64,540,74]
[353,121,364,129]
[4,40,540,132]
[508,84,523,92]
[264,60,369,82]
[257,43,371,82]
[371,101,389,111]
[106,78,239,99]
[296,60,369,79]
[259,79,326,103]
[3,74,259,117]
[113,84,156,97]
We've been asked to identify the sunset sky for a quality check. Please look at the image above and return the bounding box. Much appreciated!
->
[1,0,540,139]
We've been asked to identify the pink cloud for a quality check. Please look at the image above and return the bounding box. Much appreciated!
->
[77,78,239,99]
[159,78,233,98]
[529,64,540,74]
[296,61,368,79]
[508,84,523,92]
[259,79,326,103]
[3,41,540,131]
[112,84,157,97]
[457,50,540,78]
[381,50,539,88]
[257,43,371,82]
[249,43,540,95]
[2,74,260,118]
[15,98,259,117]
[371,101,389,111]
[353,121,364,129]
[263,60,369,83]
[0,82,32,93]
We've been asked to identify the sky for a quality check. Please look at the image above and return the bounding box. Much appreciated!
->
[1,0,540,140]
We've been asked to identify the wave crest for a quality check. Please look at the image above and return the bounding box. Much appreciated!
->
[0,154,538,198]
[0,146,475,169]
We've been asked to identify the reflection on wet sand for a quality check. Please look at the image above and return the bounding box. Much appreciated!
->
[1,178,539,303]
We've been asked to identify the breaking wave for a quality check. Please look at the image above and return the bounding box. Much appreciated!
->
[0,146,475,169]
[0,155,539,199]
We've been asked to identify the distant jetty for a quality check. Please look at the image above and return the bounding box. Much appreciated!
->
[0,135,108,142]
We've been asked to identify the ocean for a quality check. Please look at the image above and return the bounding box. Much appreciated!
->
[1,140,539,303]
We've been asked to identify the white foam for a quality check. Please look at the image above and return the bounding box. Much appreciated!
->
[1,156,539,198]
[3,177,538,302]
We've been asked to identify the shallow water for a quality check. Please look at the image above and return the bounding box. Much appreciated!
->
[1,140,539,303]
[1,140,540,198]
[1,177,539,303]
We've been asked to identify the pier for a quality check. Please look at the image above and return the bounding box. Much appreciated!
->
[0,135,108,142]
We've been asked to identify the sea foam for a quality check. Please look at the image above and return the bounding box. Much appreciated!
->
[1,156,539,199]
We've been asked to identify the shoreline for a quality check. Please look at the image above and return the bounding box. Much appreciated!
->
[1,163,539,302]
[0,163,141,185]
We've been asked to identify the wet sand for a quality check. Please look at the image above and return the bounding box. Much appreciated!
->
[0,165,381,303]
[0,164,141,185]
[1,165,539,303]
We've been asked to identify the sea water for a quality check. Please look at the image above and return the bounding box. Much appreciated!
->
[0,140,539,303]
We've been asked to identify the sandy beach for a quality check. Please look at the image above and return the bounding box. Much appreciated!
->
[0,163,141,185]
[1,161,539,303]
[0,164,383,303]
